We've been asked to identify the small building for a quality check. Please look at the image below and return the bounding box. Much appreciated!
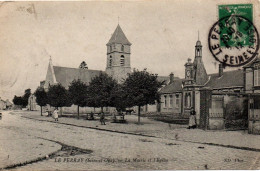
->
[27,94,40,111]
[5,99,13,110]
[0,97,7,110]
[159,38,246,128]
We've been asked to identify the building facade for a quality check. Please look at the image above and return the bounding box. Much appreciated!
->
[159,38,245,125]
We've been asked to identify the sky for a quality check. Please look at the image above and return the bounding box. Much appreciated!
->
[0,0,259,101]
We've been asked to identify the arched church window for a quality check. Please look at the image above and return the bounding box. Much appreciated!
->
[109,56,112,67]
[120,55,125,66]
[121,45,124,52]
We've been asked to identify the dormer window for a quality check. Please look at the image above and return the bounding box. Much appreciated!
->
[121,45,124,52]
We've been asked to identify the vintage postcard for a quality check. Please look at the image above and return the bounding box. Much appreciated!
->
[0,0,260,170]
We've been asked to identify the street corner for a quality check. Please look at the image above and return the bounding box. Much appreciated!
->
[0,128,62,170]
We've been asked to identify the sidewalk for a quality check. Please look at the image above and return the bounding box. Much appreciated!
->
[0,122,61,169]
[17,110,260,152]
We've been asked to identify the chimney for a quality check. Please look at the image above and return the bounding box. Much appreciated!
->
[219,63,223,77]
[169,72,174,84]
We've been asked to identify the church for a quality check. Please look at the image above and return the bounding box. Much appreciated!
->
[44,24,133,90]
[37,24,169,114]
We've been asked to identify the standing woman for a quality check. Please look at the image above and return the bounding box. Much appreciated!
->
[188,107,196,129]
[53,108,59,122]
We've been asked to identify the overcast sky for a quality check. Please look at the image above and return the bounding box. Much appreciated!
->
[0,0,259,100]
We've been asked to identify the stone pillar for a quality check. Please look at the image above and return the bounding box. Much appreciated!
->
[194,90,200,124]
[199,88,212,129]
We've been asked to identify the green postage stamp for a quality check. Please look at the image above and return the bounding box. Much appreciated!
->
[208,4,259,67]
[218,4,253,47]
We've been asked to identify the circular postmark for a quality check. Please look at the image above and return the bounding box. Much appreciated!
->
[208,15,259,67]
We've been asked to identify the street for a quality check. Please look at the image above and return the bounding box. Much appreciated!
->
[0,110,259,170]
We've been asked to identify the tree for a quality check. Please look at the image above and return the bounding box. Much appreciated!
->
[13,95,23,106]
[110,84,129,112]
[34,87,48,116]
[79,61,88,69]
[88,73,117,112]
[47,84,71,116]
[22,89,31,107]
[124,69,163,124]
[68,79,88,119]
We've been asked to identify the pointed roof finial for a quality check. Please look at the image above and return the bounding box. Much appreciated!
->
[118,16,119,25]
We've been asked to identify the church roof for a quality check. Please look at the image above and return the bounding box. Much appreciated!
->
[205,70,244,89]
[107,25,131,45]
[193,57,208,85]
[53,66,103,88]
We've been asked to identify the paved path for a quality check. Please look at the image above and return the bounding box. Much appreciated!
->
[23,110,260,151]
[0,111,61,169]
[0,110,259,170]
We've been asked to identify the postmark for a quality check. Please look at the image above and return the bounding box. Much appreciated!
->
[208,4,259,67]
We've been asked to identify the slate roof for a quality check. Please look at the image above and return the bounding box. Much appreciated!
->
[157,76,170,84]
[159,70,244,94]
[157,76,180,85]
[205,70,244,89]
[159,79,184,94]
[107,25,131,45]
[53,66,103,88]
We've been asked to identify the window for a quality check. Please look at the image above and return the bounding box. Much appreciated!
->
[120,55,125,66]
[110,46,112,52]
[164,95,167,108]
[254,66,260,86]
[169,95,173,108]
[109,56,112,67]
[176,94,180,108]
[121,45,124,52]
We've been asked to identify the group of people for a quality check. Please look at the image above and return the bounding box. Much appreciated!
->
[45,108,59,122]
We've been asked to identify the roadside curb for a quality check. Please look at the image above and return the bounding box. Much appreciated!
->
[22,116,260,153]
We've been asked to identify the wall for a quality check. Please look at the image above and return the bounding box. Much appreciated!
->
[106,44,131,83]
[62,105,102,114]
[194,90,200,124]
[160,93,182,114]
[249,102,260,134]
[245,68,253,93]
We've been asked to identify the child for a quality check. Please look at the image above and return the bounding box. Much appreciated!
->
[53,108,59,122]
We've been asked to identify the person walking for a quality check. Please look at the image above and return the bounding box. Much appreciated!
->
[53,108,59,122]
[100,112,106,125]
[188,107,196,129]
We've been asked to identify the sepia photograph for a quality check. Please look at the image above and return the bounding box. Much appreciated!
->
[0,0,260,170]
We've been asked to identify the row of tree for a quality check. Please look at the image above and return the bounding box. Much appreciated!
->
[34,69,163,123]
[13,89,32,108]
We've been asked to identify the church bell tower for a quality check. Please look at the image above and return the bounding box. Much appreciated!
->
[105,24,132,83]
